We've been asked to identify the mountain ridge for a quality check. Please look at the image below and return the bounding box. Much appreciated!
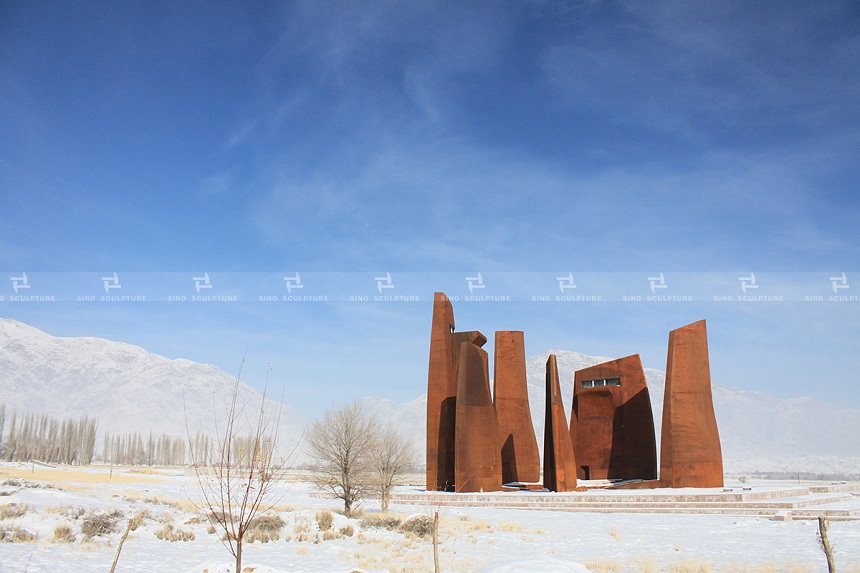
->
[2,317,858,474]
[0,318,306,453]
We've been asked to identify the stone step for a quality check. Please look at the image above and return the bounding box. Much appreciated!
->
[390,500,860,519]
[387,487,860,520]
[389,487,834,505]
[389,499,859,518]
[389,499,853,511]
[809,483,859,494]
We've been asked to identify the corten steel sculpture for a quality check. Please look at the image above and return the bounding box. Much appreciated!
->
[570,354,657,481]
[659,320,724,488]
[426,292,489,491]
[426,292,457,491]
[426,291,724,492]
[455,341,503,492]
[494,331,541,484]
[543,354,578,492]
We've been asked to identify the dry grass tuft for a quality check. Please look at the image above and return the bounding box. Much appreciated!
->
[127,468,167,475]
[609,525,622,541]
[631,556,655,573]
[289,514,316,542]
[52,524,76,543]
[360,514,402,531]
[184,513,207,525]
[315,510,333,531]
[269,503,295,513]
[0,526,37,543]
[0,503,30,520]
[154,522,195,542]
[127,494,195,513]
[351,534,431,573]
[668,559,712,573]
[585,560,622,573]
[46,505,86,519]
[170,498,198,513]
[497,521,527,533]
[0,468,161,486]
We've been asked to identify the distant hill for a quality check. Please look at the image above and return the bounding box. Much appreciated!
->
[2,317,858,475]
[0,318,306,457]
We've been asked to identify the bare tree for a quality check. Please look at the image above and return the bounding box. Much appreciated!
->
[433,509,440,573]
[369,422,416,513]
[102,431,186,466]
[5,411,16,461]
[305,401,378,517]
[187,365,293,573]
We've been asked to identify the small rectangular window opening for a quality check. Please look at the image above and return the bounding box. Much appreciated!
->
[581,377,622,388]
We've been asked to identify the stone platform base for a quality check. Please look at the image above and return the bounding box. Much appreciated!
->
[390,482,860,520]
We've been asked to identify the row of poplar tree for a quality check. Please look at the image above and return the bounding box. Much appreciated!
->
[102,430,188,466]
[0,404,98,465]
[0,404,207,467]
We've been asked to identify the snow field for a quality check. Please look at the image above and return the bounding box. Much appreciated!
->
[1,465,859,573]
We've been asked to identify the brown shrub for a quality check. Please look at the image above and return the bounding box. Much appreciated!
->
[81,510,123,538]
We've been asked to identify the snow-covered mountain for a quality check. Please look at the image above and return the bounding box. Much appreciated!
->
[2,317,858,475]
[0,318,306,455]
[369,349,860,476]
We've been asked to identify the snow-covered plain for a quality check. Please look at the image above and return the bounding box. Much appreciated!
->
[1,464,859,573]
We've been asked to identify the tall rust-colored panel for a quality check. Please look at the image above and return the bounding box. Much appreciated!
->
[452,330,488,375]
[570,354,657,481]
[660,320,724,488]
[543,354,578,492]
[426,292,456,491]
[455,341,502,493]
[494,331,541,484]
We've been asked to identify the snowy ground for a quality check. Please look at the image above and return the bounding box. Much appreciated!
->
[1,464,858,573]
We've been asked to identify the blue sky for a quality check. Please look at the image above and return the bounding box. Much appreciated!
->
[1,1,859,415]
